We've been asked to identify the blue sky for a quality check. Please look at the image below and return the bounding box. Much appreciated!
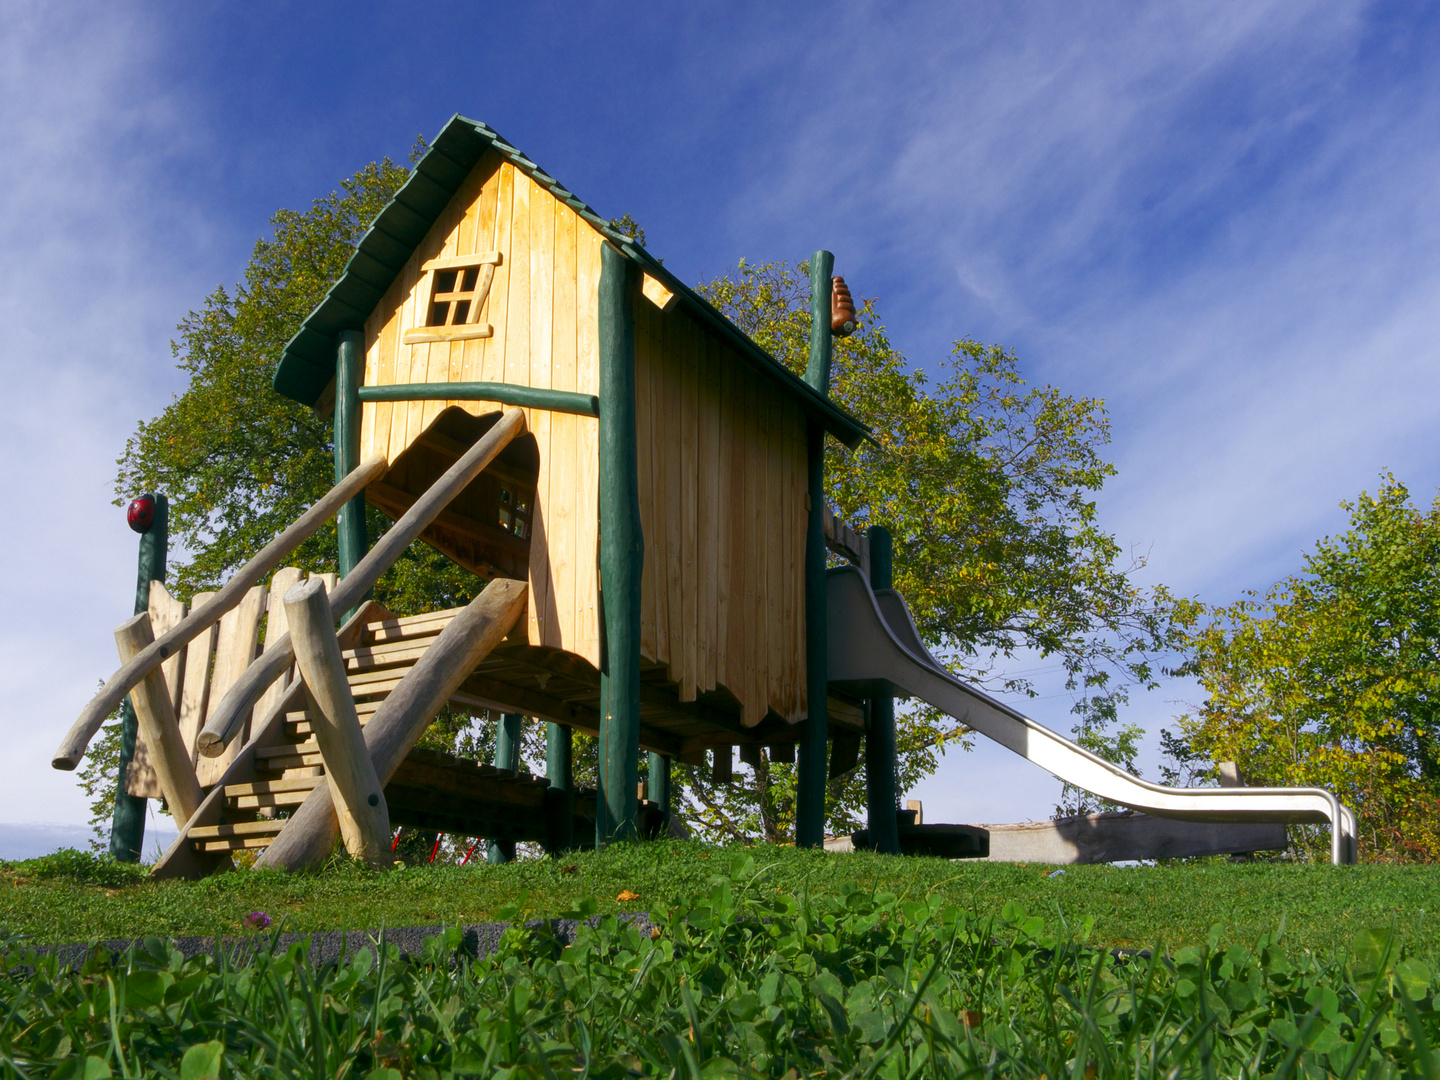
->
[3,1,1439,848]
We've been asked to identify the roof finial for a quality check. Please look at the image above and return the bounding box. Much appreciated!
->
[831,276,857,337]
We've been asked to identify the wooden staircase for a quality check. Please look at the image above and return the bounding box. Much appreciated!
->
[187,605,560,858]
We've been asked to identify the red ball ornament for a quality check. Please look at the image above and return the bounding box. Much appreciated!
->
[127,495,156,533]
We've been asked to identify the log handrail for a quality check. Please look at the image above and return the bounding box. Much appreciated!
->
[52,455,390,770]
[196,407,529,758]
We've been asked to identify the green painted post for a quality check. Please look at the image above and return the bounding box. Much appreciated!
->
[804,250,836,394]
[647,751,671,832]
[796,250,835,849]
[335,329,368,605]
[597,243,644,846]
[545,722,574,854]
[110,493,168,863]
[865,526,901,854]
[487,712,522,864]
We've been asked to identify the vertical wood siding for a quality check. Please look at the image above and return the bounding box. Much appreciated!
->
[633,299,809,727]
[359,153,602,666]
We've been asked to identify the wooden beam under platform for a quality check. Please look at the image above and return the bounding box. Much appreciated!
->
[446,641,868,760]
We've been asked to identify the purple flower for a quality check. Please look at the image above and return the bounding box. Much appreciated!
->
[244,910,272,931]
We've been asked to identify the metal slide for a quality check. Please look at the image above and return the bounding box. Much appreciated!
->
[826,566,1358,865]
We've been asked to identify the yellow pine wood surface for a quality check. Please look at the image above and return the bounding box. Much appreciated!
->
[633,302,809,728]
[124,581,188,799]
[359,153,602,667]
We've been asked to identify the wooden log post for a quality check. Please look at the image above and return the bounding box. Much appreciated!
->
[487,713,522,864]
[864,525,900,854]
[597,243,644,846]
[284,577,390,866]
[113,611,205,827]
[545,722,574,854]
[334,330,369,610]
[253,577,528,873]
[796,249,835,849]
[110,492,168,862]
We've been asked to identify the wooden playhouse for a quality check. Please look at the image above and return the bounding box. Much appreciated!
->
[55,114,890,875]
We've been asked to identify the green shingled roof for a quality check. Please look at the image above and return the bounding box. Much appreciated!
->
[272,114,868,449]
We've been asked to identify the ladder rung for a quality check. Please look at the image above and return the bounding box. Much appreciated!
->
[199,836,276,852]
[190,819,286,840]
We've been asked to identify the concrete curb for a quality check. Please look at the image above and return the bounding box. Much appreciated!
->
[6,913,657,974]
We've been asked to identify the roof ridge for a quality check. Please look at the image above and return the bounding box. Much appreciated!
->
[274,114,867,448]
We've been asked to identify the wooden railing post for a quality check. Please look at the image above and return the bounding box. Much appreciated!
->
[334,330,369,610]
[597,242,644,845]
[284,577,390,866]
[114,612,205,827]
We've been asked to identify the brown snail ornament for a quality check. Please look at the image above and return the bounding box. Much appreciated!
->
[831,276,857,337]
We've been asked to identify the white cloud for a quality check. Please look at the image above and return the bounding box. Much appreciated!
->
[0,1,212,827]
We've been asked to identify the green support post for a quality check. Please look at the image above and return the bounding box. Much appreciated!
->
[545,722,574,854]
[597,243,644,845]
[335,329,368,603]
[647,751,671,833]
[796,249,835,849]
[110,493,168,863]
[487,713,522,864]
[865,526,900,854]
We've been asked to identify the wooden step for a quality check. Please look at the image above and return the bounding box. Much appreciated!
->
[191,818,286,851]
[256,741,324,771]
[365,608,460,644]
[224,776,323,809]
[343,638,441,670]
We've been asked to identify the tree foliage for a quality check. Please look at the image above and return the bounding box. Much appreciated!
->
[1166,474,1440,862]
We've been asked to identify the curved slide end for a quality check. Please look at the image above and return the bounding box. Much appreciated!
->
[826,565,1358,865]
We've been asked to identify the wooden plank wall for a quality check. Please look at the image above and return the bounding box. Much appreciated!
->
[634,298,809,728]
[359,152,601,667]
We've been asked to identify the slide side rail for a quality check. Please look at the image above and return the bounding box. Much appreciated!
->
[826,565,1357,865]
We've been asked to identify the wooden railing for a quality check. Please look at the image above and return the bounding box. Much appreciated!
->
[52,456,389,770]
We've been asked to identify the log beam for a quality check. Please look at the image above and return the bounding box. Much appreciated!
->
[284,578,390,866]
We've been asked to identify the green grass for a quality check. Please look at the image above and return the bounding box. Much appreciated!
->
[1,842,1436,957]
[3,850,1440,1078]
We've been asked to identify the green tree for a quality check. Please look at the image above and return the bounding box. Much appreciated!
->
[1166,474,1440,862]
[680,260,1183,838]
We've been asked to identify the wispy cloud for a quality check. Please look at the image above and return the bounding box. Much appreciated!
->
[0,1,214,824]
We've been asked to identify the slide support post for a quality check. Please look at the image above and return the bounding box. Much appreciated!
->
[797,249,835,848]
[865,525,900,854]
